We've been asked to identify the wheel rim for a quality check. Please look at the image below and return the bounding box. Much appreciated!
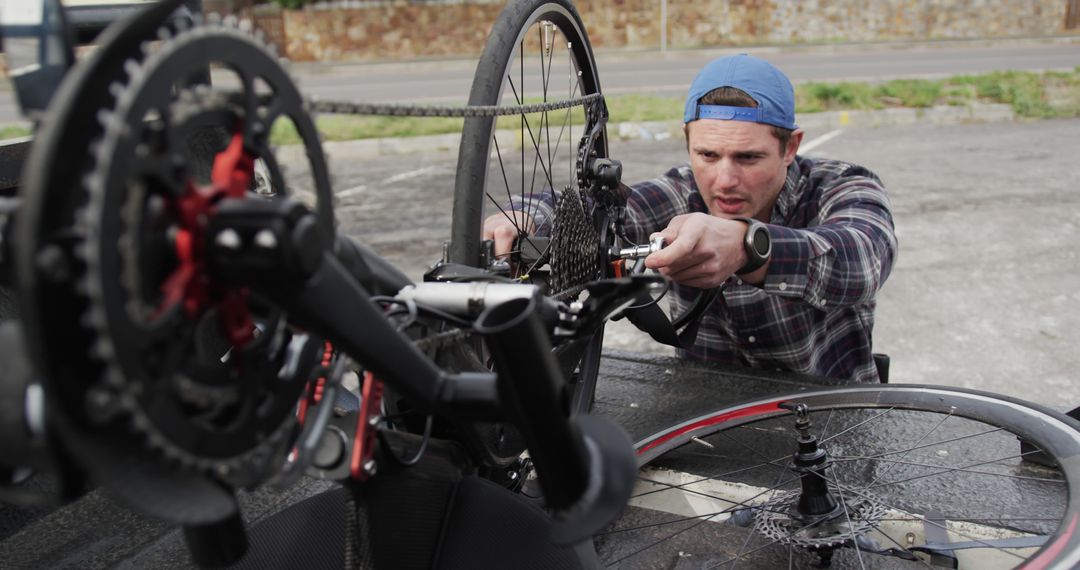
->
[598,386,1080,569]
[452,2,607,289]
[452,1,611,416]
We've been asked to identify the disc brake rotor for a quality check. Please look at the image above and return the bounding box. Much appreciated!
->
[754,487,888,550]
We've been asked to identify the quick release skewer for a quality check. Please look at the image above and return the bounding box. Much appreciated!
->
[616,235,666,261]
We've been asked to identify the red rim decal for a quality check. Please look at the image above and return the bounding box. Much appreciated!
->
[638,400,785,456]
[1022,512,1078,569]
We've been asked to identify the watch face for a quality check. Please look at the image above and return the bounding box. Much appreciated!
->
[751,226,771,256]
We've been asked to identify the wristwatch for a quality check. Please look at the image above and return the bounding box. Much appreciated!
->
[733,217,771,275]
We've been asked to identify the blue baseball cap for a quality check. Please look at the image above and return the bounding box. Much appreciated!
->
[683,54,798,130]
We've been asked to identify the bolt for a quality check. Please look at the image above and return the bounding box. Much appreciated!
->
[171,153,187,181]
[362,459,377,476]
[85,387,119,422]
[253,229,277,249]
[215,228,242,250]
[35,245,71,282]
[691,437,715,449]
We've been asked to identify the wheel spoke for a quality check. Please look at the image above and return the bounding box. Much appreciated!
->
[816,408,836,441]
[829,471,867,569]
[505,76,555,194]
[817,406,897,445]
[488,135,546,264]
[631,459,788,501]
[832,479,1031,562]
[834,454,1064,484]
[861,408,955,489]
[870,449,1055,489]
[841,426,1005,461]
[730,453,792,566]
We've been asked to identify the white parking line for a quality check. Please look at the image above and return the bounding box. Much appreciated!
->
[629,465,1038,566]
[800,129,844,153]
[382,165,442,185]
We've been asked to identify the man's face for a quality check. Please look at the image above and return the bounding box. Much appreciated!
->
[685,119,800,221]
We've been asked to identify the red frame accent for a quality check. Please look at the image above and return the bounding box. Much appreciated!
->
[296,341,334,425]
[350,371,384,481]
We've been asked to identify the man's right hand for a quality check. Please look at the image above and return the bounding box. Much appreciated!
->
[482,211,536,259]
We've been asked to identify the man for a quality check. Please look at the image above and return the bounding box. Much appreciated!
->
[485,54,897,383]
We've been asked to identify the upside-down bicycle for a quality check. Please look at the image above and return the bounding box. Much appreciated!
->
[1,1,1079,569]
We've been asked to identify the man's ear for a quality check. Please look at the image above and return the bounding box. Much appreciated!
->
[683,123,690,153]
[785,129,804,164]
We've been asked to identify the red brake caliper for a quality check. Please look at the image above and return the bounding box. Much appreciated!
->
[159,129,256,348]
[351,371,384,481]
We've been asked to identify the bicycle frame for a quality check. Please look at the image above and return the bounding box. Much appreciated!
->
[207,194,642,527]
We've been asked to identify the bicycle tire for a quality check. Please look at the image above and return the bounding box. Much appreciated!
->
[450,0,611,415]
[596,385,1080,569]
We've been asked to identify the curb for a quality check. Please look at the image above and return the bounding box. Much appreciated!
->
[310,102,1016,162]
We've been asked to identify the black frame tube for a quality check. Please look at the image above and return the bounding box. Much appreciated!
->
[474,295,588,510]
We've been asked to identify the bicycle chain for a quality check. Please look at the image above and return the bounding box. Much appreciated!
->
[410,327,471,352]
[308,93,603,119]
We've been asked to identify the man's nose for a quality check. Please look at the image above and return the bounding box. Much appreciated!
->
[713,159,740,190]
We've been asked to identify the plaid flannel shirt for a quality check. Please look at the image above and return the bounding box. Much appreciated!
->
[518,155,897,383]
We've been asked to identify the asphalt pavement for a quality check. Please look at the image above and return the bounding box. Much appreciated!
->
[318,114,1080,410]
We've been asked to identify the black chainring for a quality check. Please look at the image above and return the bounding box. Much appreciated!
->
[75,20,333,487]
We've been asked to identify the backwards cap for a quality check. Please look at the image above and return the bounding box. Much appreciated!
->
[683,54,797,130]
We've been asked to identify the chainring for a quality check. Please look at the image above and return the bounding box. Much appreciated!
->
[78,17,335,485]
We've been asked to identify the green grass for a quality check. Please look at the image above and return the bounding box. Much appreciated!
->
[0,125,31,139]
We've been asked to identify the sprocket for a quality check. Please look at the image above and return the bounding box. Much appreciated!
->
[548,184,601,296]
[78,16,335,486]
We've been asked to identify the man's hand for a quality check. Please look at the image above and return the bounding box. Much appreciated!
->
[482,211,536,259]
[644,213,752,288]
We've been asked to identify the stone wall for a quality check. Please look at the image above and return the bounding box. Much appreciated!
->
[268,0,1075,62]
[282,3,504,61]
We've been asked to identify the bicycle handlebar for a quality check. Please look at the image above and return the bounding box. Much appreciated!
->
[473,291,636,541]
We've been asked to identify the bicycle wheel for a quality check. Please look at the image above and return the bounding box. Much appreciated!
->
[596,385,1080,569]
[451,0,613,414]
